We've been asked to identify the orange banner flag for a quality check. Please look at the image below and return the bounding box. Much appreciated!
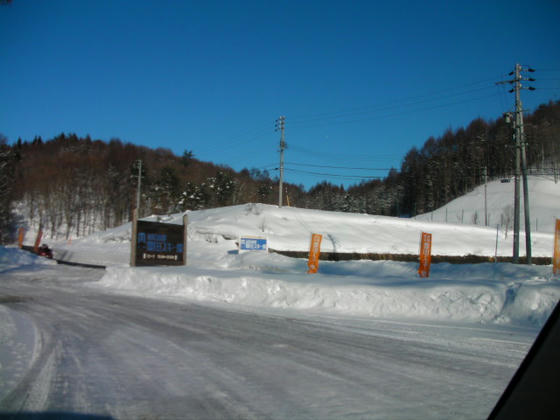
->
[33,229,43,254]
[18,227,25,248]
[418,232,432,278]
[307,233,322,274]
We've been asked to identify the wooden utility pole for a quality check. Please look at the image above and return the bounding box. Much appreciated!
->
[497,64,535,263]
[515,63,533,264]
[130,208,138,267]
[182,213,188,265]
[136,159,142,216]
[275,116,286,207]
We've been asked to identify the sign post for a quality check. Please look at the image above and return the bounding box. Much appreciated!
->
[130,209,138,266]
[418,232,432,278]
[307,233,322,274]
[183,213,188,264]
[553,219,560,276]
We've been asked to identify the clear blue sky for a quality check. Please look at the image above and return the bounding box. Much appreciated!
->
[1,0,559,189]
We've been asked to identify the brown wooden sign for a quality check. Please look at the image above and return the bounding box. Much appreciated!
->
[131,216,187,267]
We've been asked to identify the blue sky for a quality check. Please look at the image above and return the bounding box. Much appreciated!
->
[1,0,559,189]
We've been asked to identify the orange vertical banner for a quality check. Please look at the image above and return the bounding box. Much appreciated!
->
[553,219,560,276]
[33,229,43,254]
[418,232,432,278]
[18,227,25,248]
[307,233,322,274]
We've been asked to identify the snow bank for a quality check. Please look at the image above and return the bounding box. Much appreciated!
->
[96,252,560,327]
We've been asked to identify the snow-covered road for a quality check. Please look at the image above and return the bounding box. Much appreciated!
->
[1,264,538,419]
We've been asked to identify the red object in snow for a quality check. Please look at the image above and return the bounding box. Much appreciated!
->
[38,244,53,259]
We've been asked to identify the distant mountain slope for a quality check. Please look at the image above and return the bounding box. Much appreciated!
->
[414,176,560,234]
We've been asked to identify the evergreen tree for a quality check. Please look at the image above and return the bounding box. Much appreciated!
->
[0,136,17,242]
[181,150,194,167]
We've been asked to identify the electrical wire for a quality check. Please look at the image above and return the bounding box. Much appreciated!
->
[193,72,555,183]
[288,162,392,171]
[288,79,500,127]
[288,144,401,162]
[286,92,502,131]
[285,168,384,180]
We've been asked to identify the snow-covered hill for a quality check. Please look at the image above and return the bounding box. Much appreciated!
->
[414,175,560,233]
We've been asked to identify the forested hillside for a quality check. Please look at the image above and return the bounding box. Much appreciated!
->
[1,100,559,242]
[345,100,560,216]
[5,135,307,239]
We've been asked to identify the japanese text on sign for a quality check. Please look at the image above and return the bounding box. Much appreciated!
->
[135,220,185,266]
[239,236,268,252]
[307,233,322,274]
[418,232,432,278]
[138,232,184,254]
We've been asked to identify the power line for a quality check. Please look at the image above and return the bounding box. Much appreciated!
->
[285,168,384,180]
[288,81,500,128]
[288,162,392,171]
[289,78,499,123]
[288,144,401,162]
[287,92,502,130]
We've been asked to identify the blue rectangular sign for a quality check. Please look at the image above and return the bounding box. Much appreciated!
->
[239,236,267,251]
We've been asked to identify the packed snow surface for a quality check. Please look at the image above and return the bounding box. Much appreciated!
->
[0,264,539,419]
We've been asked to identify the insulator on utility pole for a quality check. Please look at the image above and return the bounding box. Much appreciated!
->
[275,116,286,207]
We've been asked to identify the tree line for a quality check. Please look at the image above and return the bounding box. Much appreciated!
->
[308,100,560,216]
[1,100,559,242]
[4,134,301,239]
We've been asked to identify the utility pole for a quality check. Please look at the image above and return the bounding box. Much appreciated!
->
[516,63,533,264]
[476,135,488,227]
[136,159,142,216]
[275,116,286,207]
[483,165,488,226]
[513,107,521,263]
[497,64,535,263]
